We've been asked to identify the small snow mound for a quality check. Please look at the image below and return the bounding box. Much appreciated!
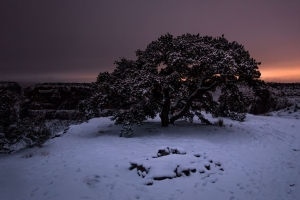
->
[129,147,224,185]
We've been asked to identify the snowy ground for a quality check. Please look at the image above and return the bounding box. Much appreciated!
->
[1,112,300,200]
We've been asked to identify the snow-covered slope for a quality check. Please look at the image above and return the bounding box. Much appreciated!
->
[0,114,299,200]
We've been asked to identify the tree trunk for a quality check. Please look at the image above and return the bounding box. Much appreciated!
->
[160,114,169,127]
[160,88,171,127]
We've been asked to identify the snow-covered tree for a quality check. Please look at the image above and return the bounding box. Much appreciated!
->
[80,33,262,137]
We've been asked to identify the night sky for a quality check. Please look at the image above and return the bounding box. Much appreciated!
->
[1,0,300,83]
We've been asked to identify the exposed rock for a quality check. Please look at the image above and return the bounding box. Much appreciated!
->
[2,81,300,119]
[0,82,21,95]
[24,83,92,110]
[156,147,186,158]
[2,82,90,120]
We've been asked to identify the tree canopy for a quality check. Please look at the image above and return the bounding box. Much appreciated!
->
[79,33,262,137]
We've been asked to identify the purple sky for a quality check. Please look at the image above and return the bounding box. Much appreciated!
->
[1,0,300,83]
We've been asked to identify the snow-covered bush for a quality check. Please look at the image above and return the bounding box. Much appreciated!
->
[1,117,51,153]
[20,117,51,148]
[229,112,246,122]
[248,85,294,115]
[0,90,51,153]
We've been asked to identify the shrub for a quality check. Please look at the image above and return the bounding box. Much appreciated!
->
[230,112,246,122]
[21,117,51,148]
[0,89,51,153]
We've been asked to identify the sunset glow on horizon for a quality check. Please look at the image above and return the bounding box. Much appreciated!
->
[259,61,300,83]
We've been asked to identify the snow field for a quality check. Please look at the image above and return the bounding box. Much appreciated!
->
[0,113,300,200]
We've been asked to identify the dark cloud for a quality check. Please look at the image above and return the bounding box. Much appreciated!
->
[1,0,300,82]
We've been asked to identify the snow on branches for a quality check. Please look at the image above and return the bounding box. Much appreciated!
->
[80,33,262,136]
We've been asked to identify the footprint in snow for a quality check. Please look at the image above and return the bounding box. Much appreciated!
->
[30,187,39,197]
[293,148,299,151]
[82,175,101,187]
